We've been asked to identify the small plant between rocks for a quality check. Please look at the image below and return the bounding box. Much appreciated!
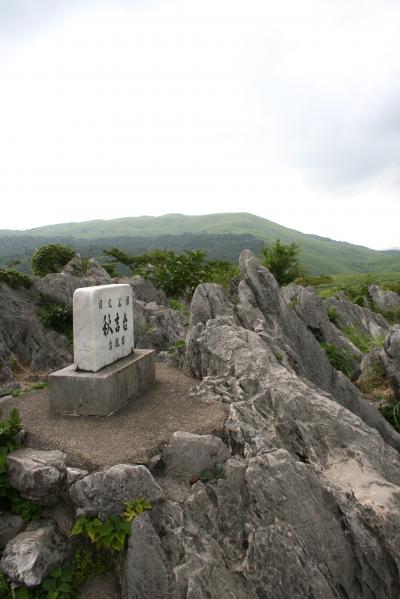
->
[38,303,73,343]
[11,382,48,398]
[320,343,355,378]
[0,270,32,290]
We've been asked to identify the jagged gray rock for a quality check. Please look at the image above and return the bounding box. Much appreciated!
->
[35,257,111,305]
[119,275,168,306]
[0,521,69,587]
[0,511,24,546]
[66,467,89,485]
[382,324,400,401]
[0,282,72,375]
[7,449,66,506]
[69,464,164,518]
[369,284,400,313]
[121,513,169,599]
[162,432,230,480]
[282,283,362,359]
[325,292,390,339]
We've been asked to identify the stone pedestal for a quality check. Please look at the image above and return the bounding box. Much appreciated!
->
[48,350,155,416]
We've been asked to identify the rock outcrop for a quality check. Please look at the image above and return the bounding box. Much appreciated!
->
[0,282,72,375]
[369,284,400,313]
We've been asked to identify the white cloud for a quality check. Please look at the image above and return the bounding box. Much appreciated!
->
[0,0,399,249]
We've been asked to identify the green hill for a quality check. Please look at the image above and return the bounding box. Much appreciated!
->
[1,213,400,275]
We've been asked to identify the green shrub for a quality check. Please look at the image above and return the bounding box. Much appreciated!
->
[170,299,189,316]
[321,343,355,378]
[326,306,340,327]
[72,546,109,590]
[102,263,118,278]
[39,303,73,341]
[342,327,384,354]
[380,402,400,433]
[0,269,32,289]
[12,382,48,398]
[31,244,76,277]
[261,239,303,286]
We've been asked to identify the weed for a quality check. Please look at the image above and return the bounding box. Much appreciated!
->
[341,327,378,354]
[321,343,355,378]
[168,339,186,354]
[72,546,109,590]
[39,303,73,342]
[326,306,340,327]
[380,403,400,433]
[191,463,225,485]
[12,382,48,398]
[170,299,189,316]
[122,497,152,522]
[0,269,32,290]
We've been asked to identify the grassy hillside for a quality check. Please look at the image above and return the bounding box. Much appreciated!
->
[1,213,400,275]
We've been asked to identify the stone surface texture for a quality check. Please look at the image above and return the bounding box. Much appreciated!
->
[325,292,390,339]
[0,511,25,547]
[69,464,164,518]
[369,284,400,312]
[0,521,69,587]
[7,448,66,506]
[73,284,134,372]
[121,513,169,599]
[49,349,155,416]
[162,432,230,480]
[0,282,72,376]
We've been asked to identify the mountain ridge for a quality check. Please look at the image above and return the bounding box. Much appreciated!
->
[1,212,400,275]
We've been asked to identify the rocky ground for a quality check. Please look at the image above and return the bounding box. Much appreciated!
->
[0,252,400,598]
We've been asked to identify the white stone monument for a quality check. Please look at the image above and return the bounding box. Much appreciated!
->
[48,284,155,416]
[73,284,134,372]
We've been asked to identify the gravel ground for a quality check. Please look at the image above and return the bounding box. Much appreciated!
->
[0,364,227,470]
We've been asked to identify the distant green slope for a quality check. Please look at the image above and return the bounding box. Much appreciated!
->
[1,213,400,275]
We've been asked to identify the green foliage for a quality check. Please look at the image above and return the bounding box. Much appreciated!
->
[168,339,186,355]
[342,327,385,354]
[205,260,239,288]
[71,514,131,552]
[326,306,340,327]
[0,269,32,290]
[72,546,109,590]
[7,489,42,522]
[104,247,238,298]
[295,273,333,286]
[102,263,118,278]
[380,402,400,433]
[0,409,21,454]
[321,343,355,378]
[31,244,76,277]
[261,239,303,286]
[170,299,189,316]
[193,463,225,484]
[122,497,152,522]
[11,382,48,398]
[39,303,72,342]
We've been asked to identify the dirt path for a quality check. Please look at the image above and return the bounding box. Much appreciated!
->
[0,364,227,470]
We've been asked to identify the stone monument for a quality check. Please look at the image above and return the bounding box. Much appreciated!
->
[48,284,155,416]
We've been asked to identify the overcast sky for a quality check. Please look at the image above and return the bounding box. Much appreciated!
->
[0,0,399,249]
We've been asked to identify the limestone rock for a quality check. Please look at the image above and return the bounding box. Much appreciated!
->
[0,521,69,587]
[325,293,389,339]
[7,449,66,506]
[142,303,187,352]
[0,511,25,546]
[162,432,230,480]
[369,284,400,313]
[0,381,20,398]
[282,284,362,359]
[0,282,72,373]
[382,324,400,400]
[121,275,167,306]
[66,467,89,485]
[121,513,168,599]
[69,464,164,518]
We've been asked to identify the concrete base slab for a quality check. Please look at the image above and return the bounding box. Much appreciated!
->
[48,350,155,416]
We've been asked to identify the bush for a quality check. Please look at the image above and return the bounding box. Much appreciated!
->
[321,343,355,378]
[39,303,73,341]
[342,327,384,354]
[0,269,32,289]
[380,402,400,433]
[261,239,302,286]
[31,244,76,277]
